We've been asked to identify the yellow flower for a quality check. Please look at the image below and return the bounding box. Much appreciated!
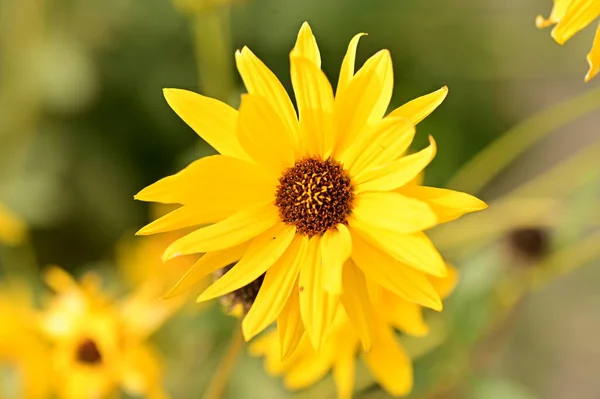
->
[0,201,26,245]
[39,267,177,399]
[536,0,600,81]
[135,22,486,353]
[249,267,458,398]
[0,286,50,399]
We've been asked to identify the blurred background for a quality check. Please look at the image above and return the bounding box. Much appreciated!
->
[1,0,599,398]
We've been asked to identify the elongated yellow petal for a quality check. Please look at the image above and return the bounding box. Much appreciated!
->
[299,237,339,350]
[336,33,366,97]
[397,186,487,224]
[292,22,321,68]
[278,285,305,360]
[162,203,279,260]
[134,155,276,206]
[320,224,352,294]
[352,220,446,278]
[387,86,448,125]
[119,345,166,398]
[353,192,437,234]
[242,236,307,341]
[340,116,415,176]
[162,243,248,299]
[237,94,296,175]
[334,50,393,157]
[290,55,335,156]
[354,135,437,192]
[350,232,442,310]
[551,0,600,44]
[382,293,429,336]
[586,23,600,81]
[341,261,373,352]
[235,46,300,148]
[333,347,356,399]
[363,317,413,397]
[429,264,459,300]
[196,223,296,302]
[136,206,215,236]
[163,89,249,160]
[536,0,572,28]
[44,266,78,294]
[283,339,335,390]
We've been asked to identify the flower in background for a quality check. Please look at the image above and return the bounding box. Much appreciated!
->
[536,0,600,81]
[135,21,486,354]
[39,267,180,399]
[0,286,50,399]
[250,267,458,398]
[0,201,26,245]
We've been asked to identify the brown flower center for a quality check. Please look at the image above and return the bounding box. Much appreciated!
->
[75,338,102,364]
[275,157,354,236]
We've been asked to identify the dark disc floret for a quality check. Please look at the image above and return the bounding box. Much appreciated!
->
[76,338,102,364]
[275,157,354,236]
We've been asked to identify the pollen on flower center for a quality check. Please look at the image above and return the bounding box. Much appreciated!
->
[76,338,102,364]
[275,157,354,236]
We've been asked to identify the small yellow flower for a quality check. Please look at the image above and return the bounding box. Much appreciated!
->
[250,267,458,398]
[135,22,486,353]
[537,0,600,81]
[39,267,177,399]
[0,286,50,399]
[0,201,26,245]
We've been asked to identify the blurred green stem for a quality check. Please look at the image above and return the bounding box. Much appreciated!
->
[448,85,600,194]
[191,7,236,101]
[202,327,244,399]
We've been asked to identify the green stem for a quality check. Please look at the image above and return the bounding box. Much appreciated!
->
[202,327,244,399]
[448,85,600,194]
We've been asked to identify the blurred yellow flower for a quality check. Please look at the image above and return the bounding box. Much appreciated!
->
[0,201,26,245]
[250,267,458,398]
[536,0,600,81]
[0,286,50,399]
[135,21,486,353]
[39,267,179,399]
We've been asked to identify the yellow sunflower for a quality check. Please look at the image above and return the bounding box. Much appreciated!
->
[537,0,600,81]
[0,286,50,399]
[39,267,177,399]
[135,22,486,353]
[0,201,26,245]
[249,266,458,398]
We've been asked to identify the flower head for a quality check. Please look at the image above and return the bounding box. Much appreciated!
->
[135,22,486,353]
[536,0,600,81]
[249,266,458,398]
[39,267,176,399]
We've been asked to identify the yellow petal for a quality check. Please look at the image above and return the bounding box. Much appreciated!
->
[283,340,334,390]
[120,345,166,398]
[320,224,352,294]
[237,94,296,174]
[242,235,307,341]
[350,232,442,310]
[387,86,448,125]
[586,23,600,81]
[162,243,248,299]
[290,55,335,156]
[333,347,356,399]
[336,33,367,97]
[120,286,182,339]
[43,266,78,294]
[352,220,446,278]
[551,0,600,44]
[299,236,339,350]
[429,264,459,300]
[363,317,413,397]
[353,192,438,234]
[162,203,279,260]
[292,22,321,67]
[162,89,249,160]
[340,116,415,176]
[397,186,487,224]
[341,261,374,352]
[0,202,26,245]
[278,284,305,360]
[136,206,216,236]
[334,50,393,158]
[536,0,572,28]
[235,46,300,148]
[134,155,276,206]
[196,223,296,302]
[380,292,430,336]
[354,135,437,192]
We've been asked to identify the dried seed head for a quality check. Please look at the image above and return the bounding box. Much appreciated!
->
[214,264,265,314]
[76,338,102,364]
[508,227,550,261]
